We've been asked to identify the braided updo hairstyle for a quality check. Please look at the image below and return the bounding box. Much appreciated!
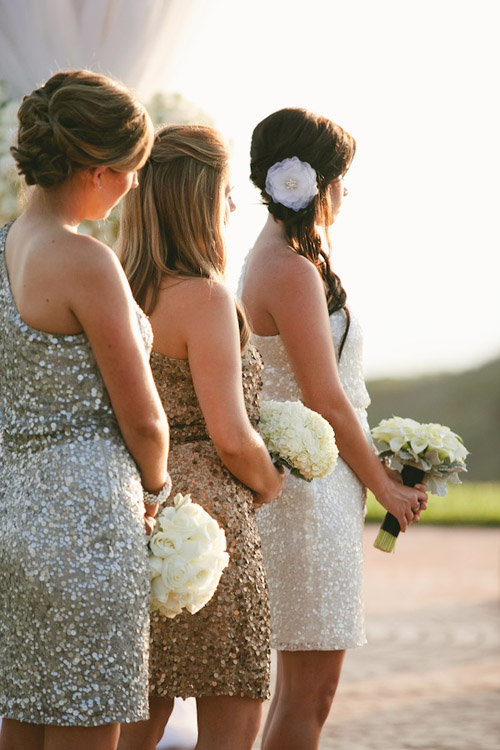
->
[250,108,355,357]
[11,69,153,188]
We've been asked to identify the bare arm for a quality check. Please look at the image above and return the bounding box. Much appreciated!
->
[158,279,283,506]
[68,239,169,495]
[267,255,426,530]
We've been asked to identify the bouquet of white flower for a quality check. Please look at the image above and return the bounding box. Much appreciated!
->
[149,493,230,618]
[371,416,469,552]
[258,399,339,481]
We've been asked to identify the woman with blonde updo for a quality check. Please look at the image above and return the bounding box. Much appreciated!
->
[239,108,427,750]
[117,124,284,750]
[0,70,170,750]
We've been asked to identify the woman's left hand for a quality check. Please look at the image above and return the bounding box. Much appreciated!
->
[409,483,428,523]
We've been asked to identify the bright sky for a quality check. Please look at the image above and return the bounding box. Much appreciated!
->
[162,0,499,379]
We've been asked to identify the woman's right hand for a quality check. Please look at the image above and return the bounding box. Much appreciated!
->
[253,464,286,510]
[375,478,428,532]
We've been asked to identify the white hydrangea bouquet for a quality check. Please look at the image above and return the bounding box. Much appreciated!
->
[149,493,229,618]
[371,416,469,552]
[258,399,339,481]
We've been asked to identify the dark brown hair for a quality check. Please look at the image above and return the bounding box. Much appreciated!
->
[11,69,153,188]
[250,108,355,357]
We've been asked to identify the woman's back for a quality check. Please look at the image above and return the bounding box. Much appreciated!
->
[150,346,263,444]
[0,223,129,447]
[0,222,153,726]
[253,309,370,410]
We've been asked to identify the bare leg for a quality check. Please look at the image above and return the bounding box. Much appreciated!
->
[44,723,120,750]
[196,695,262,750]
[262,650,346,750]
[260,654,283,749]
[0,719,44,750]
[118,696,174,750]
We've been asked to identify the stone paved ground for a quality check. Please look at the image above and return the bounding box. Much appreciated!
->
[1,527,496,748]
[254,525,500,750]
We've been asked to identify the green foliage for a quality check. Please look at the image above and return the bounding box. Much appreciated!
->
[367,356,500,481]
[365,482,500,525]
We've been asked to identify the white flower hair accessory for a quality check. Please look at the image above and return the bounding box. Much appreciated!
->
[265,156,318,211]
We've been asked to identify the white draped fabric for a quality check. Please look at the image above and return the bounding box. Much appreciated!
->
[0,3,208,742]
[0,0,207,98]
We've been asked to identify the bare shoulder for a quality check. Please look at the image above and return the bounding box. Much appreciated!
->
[67,233,122,277]
[62,235,134,322]
[267,248,323,309]
[248,236,317,291]
[167,276,235,311]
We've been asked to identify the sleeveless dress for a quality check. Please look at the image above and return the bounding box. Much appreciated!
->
[148,347,271,700]
[253,310,369,651]
[0,223,151,726]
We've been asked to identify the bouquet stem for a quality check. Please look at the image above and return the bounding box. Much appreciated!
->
[373,465,425,553]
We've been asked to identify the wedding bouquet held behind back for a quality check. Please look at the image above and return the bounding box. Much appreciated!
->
[258,399,339,481]
[371,416,469,553]
[149,493,230,618]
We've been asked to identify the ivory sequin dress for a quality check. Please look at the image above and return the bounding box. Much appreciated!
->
[148,348,271,700]
[0,223,151,725]
[253,310,369,651]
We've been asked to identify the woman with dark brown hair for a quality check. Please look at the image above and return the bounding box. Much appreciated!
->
[117,124,284,750]
[239,108,427,750]
[0,70,170,750]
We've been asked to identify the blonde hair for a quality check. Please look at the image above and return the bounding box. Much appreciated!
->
[119,124,250,349]
[11,69,154,187]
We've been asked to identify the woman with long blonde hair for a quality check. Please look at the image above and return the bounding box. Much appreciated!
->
[117,124,284,750]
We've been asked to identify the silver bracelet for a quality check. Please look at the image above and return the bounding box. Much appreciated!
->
[143,473,172,512]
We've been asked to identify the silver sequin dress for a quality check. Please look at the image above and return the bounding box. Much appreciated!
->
[253,310,369,651]
[0,223,151,726]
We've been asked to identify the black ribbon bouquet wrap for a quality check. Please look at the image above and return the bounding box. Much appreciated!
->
[374,465,425,553]
[371,416,469,553]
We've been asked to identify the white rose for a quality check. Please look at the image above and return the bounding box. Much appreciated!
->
[151,575,170,604]
[161,554,197,591]
[149,529,184,558]
[149,555,164,580]
[154,590,184,618]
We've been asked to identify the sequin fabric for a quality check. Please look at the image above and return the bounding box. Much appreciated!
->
[253,310,369,651]
[148,347,271,700]
[0,223,151,726]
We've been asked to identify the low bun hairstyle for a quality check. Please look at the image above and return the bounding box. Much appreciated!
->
[250,108,355,357]
[11,69,153,188]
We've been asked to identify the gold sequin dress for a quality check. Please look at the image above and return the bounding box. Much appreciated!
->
[253,310,369,651]
[0,223,151,726]
[149,347,271,700]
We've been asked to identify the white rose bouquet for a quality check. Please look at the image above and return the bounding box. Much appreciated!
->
[149,493,230,618]
[258,399,339,481]
[371,416,469,552]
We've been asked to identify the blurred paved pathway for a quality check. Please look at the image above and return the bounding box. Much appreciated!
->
[159,525,500,749]
[257,525,500,750]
